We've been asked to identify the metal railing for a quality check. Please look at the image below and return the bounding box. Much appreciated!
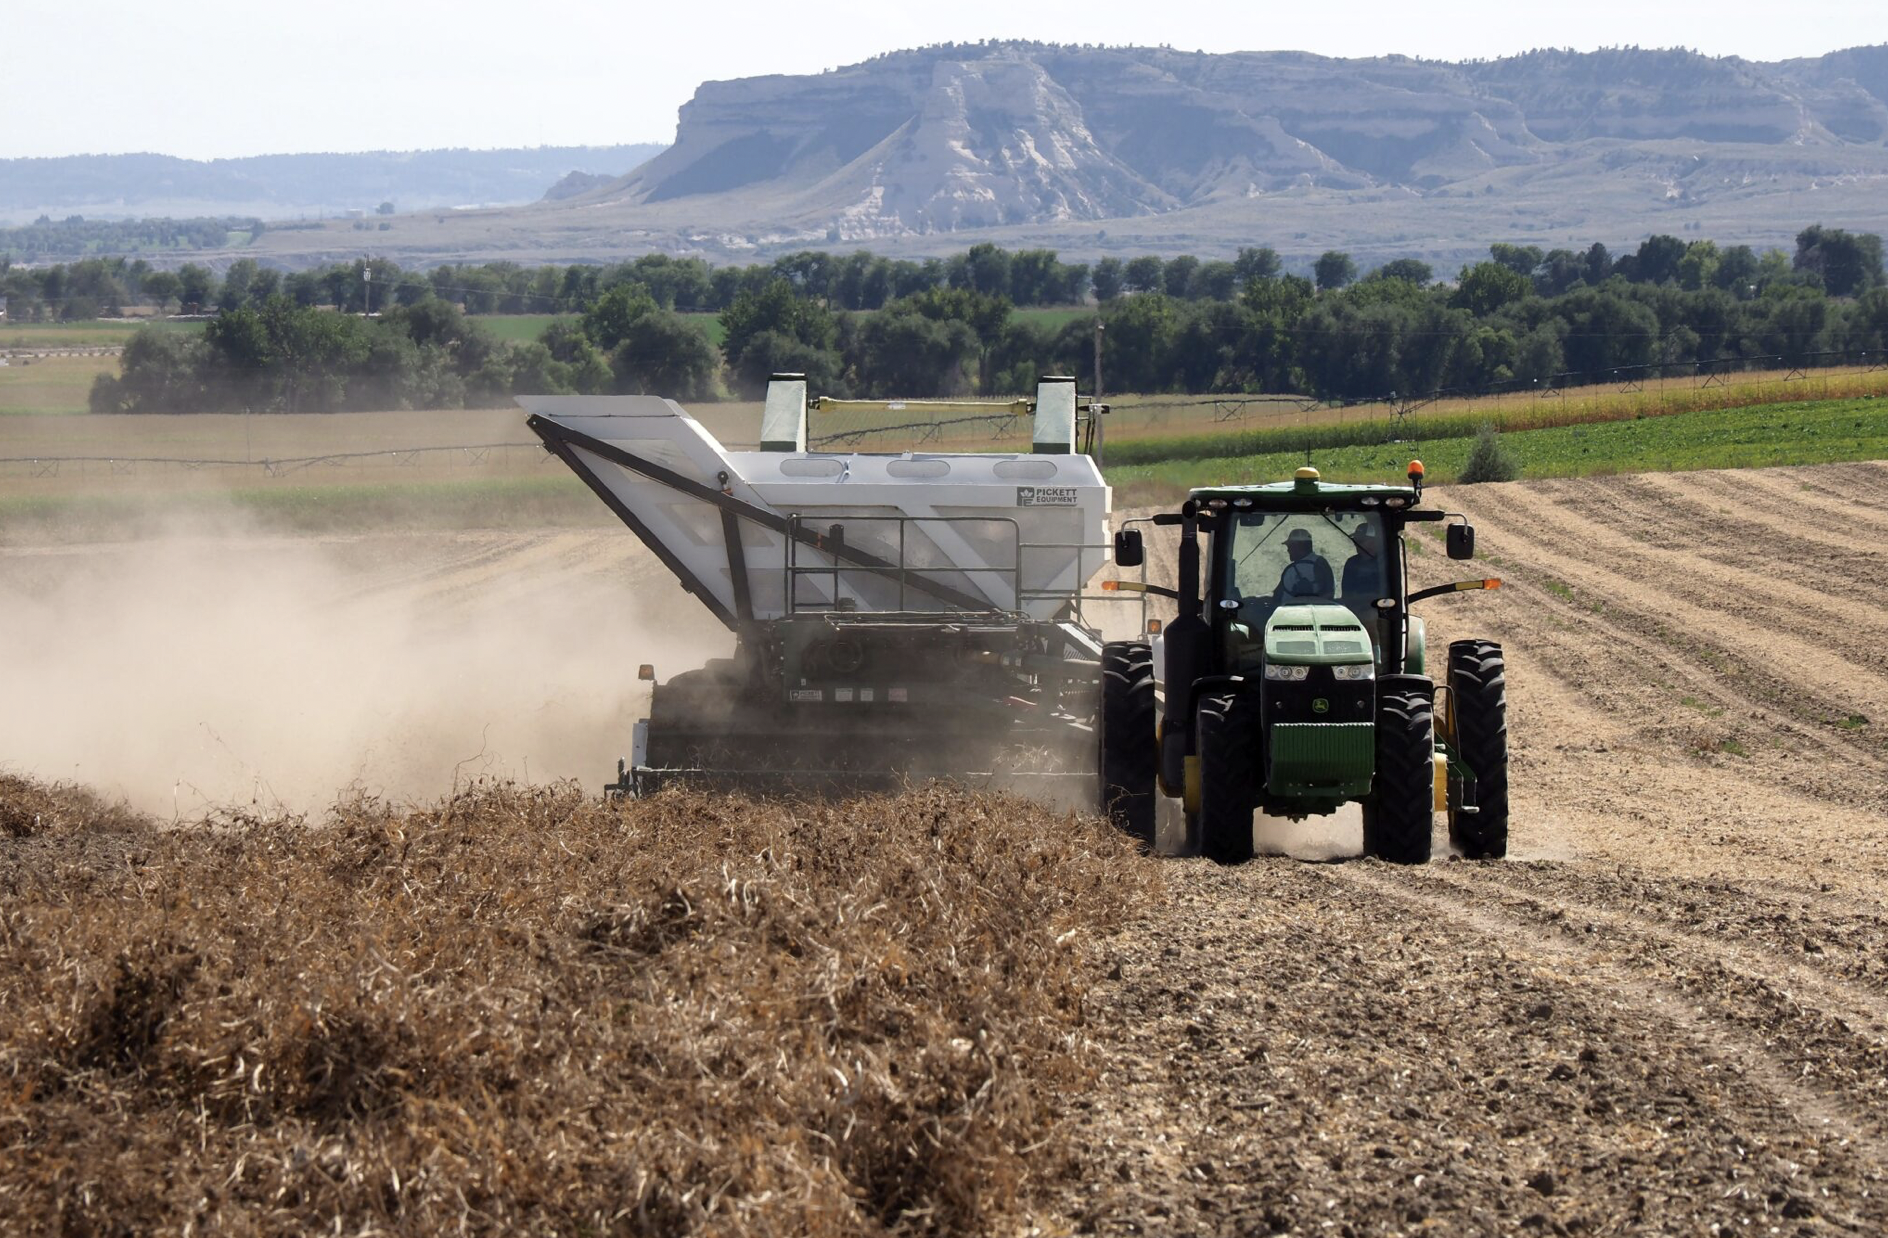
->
[781,511,1139,636]
[785,514,1025,616]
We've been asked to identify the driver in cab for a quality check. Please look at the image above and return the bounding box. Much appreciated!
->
[1274,527,1335,601]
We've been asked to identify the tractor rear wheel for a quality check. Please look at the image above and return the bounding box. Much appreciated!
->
[1447,640,1509,860]
[1196,690,1256,865]
[1363,678,1434,865]
[1099,641,1157,847]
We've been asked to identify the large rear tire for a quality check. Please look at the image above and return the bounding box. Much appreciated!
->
[1099,641,1157,847]
[1196,690,1256,865]
[1363,678,1434,865]
[1447,640,1509,860]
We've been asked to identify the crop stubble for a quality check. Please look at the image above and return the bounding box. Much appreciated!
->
[1,783,1155,1235]
[3,461,1887,1234]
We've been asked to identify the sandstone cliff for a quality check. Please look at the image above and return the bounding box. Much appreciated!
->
[589,43,1888,241]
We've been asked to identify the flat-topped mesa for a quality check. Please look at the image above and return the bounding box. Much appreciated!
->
[520,376,1108,628]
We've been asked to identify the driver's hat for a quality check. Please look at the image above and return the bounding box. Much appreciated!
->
[1286,527,1312,544]
[1352,523,1378,541]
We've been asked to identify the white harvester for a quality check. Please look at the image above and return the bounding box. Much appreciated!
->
[521,375,1117,795]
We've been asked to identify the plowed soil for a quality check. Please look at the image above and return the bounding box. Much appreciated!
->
[1068,460,1888,1235]
[4,460,1887,1234]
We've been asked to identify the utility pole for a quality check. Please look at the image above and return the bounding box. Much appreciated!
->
[1093,319,1105,401]
[362,261,372,316]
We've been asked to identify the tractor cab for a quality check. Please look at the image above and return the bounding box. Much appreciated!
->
[1099,463,1510,867]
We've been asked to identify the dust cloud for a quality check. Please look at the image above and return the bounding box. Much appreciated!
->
[0,511,729,816]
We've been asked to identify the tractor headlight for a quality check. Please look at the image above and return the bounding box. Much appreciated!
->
[1332,663,1376,681]
[1264,663,1310,681]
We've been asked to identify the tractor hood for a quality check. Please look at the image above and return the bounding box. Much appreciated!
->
[1264,605,1373,665]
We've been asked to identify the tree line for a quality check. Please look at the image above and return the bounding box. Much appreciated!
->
[6,246,1098,322]
[0,217,265,264]
[86,226,1888,414]
[15,227,1887,326]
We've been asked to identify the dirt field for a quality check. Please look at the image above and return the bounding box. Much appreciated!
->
[0,406,765,503]
[4,460,1887,1233]
[1072,460,1888,1234]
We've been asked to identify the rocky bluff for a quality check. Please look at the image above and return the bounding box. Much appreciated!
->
[586,42,1888,241]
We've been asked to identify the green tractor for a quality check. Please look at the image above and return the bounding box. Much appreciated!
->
[1099,462,1508,865]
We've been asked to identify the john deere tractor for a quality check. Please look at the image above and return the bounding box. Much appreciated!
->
[1098,462,1508,865]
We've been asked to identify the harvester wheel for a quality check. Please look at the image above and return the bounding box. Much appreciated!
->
[1363,678,1435,865]
[1196,690,1256,865]
[1447,640,1509,860]
[1099,641,1157,847]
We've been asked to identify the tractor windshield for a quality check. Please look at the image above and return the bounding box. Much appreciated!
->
[1223,510,1388,621]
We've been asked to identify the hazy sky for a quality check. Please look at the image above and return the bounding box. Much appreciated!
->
[4,0,1878,160]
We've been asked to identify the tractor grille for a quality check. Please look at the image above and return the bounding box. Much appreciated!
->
[1267,722,1375,797]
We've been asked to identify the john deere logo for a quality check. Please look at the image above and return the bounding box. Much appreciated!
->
[1312,698,1330,714]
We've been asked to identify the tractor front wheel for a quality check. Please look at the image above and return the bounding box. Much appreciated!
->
[1363,678,1435,864]
[1196,690,1256,865]
[1447,640,1509,860]
[1099,641,1157,847]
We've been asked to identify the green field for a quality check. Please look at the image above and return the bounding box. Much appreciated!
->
[679,311,726,346]
[480,312,724,346]
[0,355,114,415]
[7,397,1879,541]
[1,318,202,349]
[1106,397,1888,502]
[1012,306,1092,331]
[478,314,567,343]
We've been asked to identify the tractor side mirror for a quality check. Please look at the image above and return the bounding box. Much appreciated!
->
[1113,528,1144,568]
[1447,522,1475,560]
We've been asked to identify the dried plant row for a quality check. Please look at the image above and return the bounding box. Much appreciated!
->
[0,777,1156,1235]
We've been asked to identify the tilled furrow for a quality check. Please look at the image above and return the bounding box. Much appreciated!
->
[1342,864,1888,1149]
[1070,859,1885,1235]
[1471,482,1888,689]
[1740,464,1888,525]
[1485,573,1888,805]
[1459,501,1888,782]
[1658,472,1888,559]
[1567,475,1888,604]
[1486,481,1888,675]
[1481,864,1888,989]
[1426,864,1888,1070]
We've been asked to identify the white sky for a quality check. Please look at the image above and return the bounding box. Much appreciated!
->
[3,0,1879,160]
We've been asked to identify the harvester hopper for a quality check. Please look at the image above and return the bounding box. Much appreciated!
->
[523,376,1116,795]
